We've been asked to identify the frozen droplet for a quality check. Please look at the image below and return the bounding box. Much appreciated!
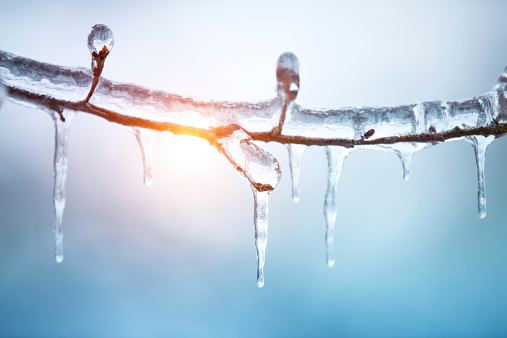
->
[286,143,307,203]
[216,129,281,192]
[252,187,270,288]
[276,52,300,101]
[466,135,495,218]
[87,24,114,55]
[52,109,76,263]
[324,146,351,267]
[133,127,158,186]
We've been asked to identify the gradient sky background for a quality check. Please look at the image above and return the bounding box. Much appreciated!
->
[1,1,507,337]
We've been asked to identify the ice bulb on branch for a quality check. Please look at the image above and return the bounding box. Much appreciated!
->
[88,24,114,59]
[85,24,114,102]
[276,52,300,102]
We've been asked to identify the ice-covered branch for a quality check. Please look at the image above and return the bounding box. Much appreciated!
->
[1,24,506,287]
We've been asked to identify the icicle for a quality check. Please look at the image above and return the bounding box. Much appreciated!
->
[252,187,270,288]
[52,109,75,263]
[381,143,428,181]
[133,127,158,186]
[324,146,351,267]
[216,129,281,287]
[466,135,495,218]
[286,143,307,203]
[0,82,6,109]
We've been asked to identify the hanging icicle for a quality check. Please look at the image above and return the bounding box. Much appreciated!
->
[286,143,307,203]
[216,129,281,287]
[323,146,352,267]
[251,187,271,288]
[51,109,76,263]
[466,135,495,218]
[132,127,159,186]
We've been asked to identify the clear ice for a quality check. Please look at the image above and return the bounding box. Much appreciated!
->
[133,127,158,186]
[0,47,506,286]
[0,81,6,109]
[324,146,351,267]
[286,144,307,202]
[216,129,281,287]
[88,24,114,55]
[466,135,495,218]
[380,143,428,181]
[51,109,75,263]
[252,188,270,288]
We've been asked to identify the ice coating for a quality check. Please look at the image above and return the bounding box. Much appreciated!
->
[252,188,270,288]
[282,92,503,140]
[133,127,159,186]
[466,135,495,218]
[286,143,307,202]
[52,109,75,263]
[324,146,352,267]
[2,50,505,139]
[88,24,114,55]
[216,129,281,192]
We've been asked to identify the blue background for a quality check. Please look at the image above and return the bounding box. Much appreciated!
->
[1,1,507,336]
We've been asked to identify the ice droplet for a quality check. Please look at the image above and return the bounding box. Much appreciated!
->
[324,146,351,267]
[216,129,281,192]
[252,188,270,288]
[277,52,300,101]
[87,24,114,55]
[52,109,75,263]
[286,143,307,203]
[133,127,158,187]
[466,135,495,218]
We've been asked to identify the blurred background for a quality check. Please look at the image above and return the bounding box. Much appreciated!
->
[1,0,507,336]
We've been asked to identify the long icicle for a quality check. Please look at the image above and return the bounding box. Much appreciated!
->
[286,144,307,203]
[133,127,158,186]
[252,187,271,288]
[52,109,75,263]
[324,146,351,267]
[467,135,495,218]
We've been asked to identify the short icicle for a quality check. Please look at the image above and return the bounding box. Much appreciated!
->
[324,146,351,267]
[467,135,495,218]
[133,127,158,187]
[52,109,76,263]
[286,143,307,203]
[252,187,271,288]
[399,151,413,181]
[382,143,428,181]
